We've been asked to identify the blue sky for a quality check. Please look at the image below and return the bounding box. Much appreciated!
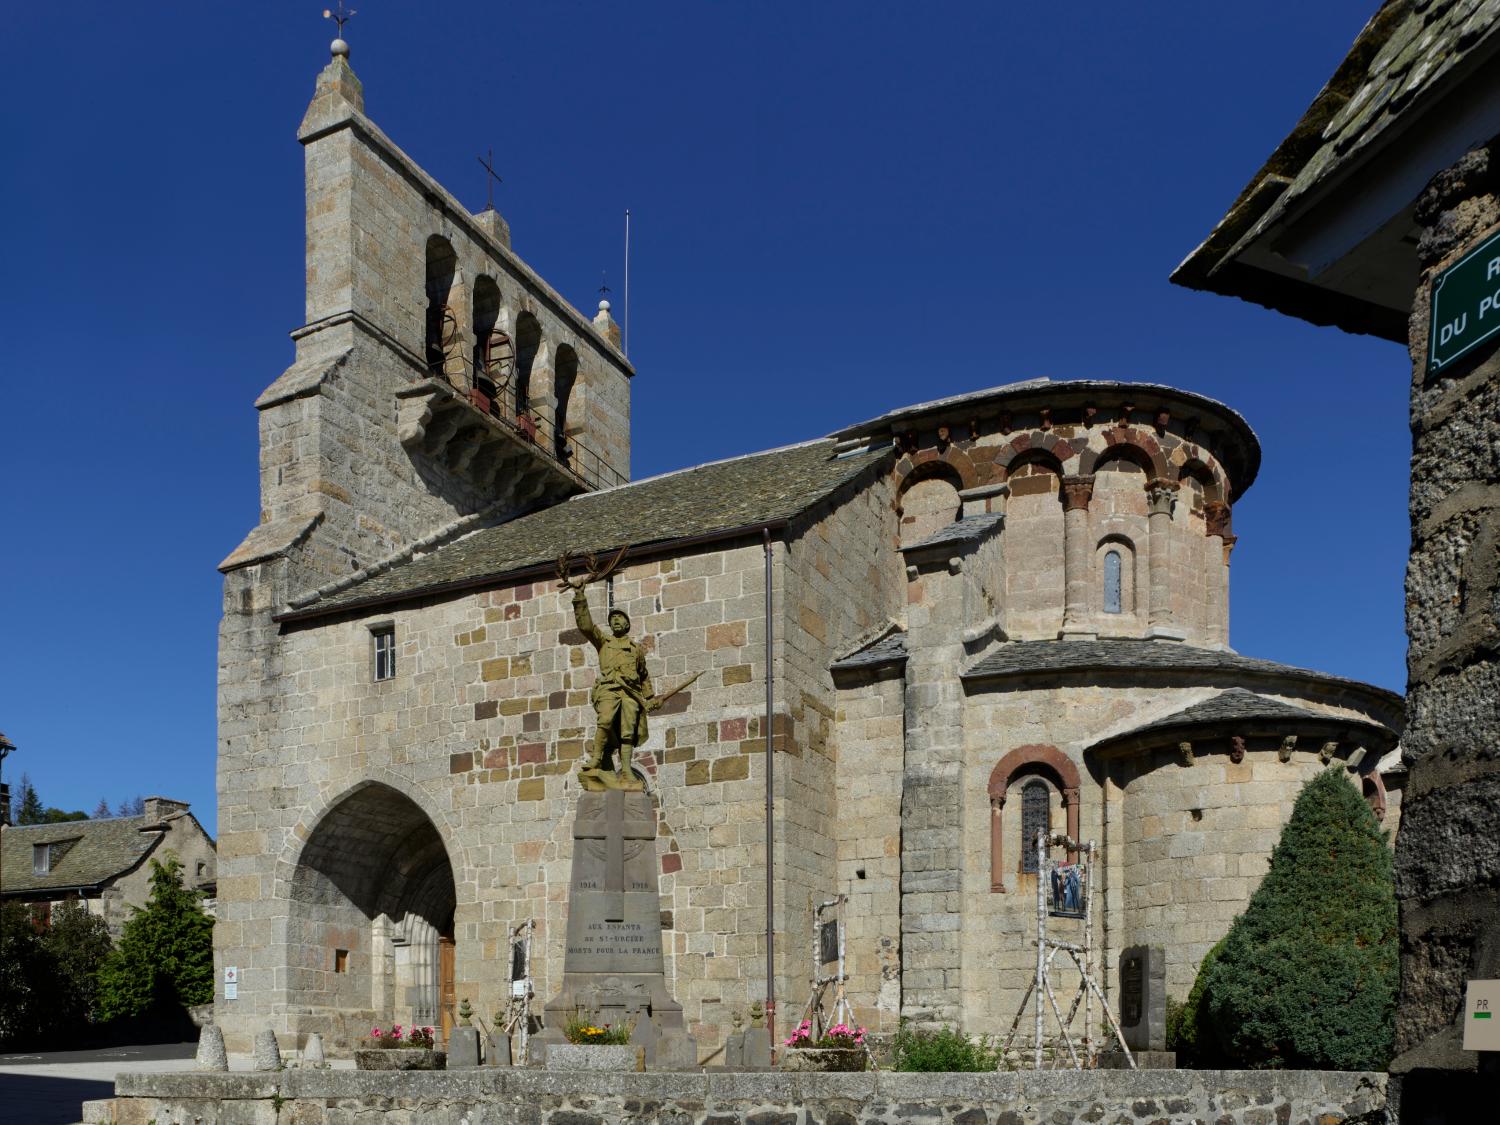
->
[1,2,1407,834]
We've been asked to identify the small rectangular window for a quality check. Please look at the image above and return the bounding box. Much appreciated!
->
[373,626,396,681]
[334,949,349,973]
[33,843,50,875]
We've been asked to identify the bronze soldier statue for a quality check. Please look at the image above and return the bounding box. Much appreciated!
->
[557,549,658,790]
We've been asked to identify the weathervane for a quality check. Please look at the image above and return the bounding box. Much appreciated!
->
[323,2,356,38]
[599,272,611,300]
[478,148,503,211]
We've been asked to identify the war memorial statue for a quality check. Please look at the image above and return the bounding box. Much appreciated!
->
[557,549,695,792]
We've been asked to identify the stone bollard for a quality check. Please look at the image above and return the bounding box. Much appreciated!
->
[252,1028,282,1071]
[449,1026,482,1068]
[195,1025,228,1072]
[303,1032,327,1069]
[487,1031,512,1067]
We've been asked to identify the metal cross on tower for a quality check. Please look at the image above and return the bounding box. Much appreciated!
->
[478,149,503,211]
[323,2,356,36]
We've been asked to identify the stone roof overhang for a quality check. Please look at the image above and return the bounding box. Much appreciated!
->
[961,638,1404,720]
[1084,688,1397,761]
[830,628,908,677]
[1173,1,1500,339]
[277,440,894,624]
[831,379,1261,497]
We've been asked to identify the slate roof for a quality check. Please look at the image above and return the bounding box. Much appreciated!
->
[1,816,164,895]
[831,629,908,673]
[900,514,1005,553]
[285,439,892,619]
[1088,689,1396,754]
[1173,0,1500,337]
[962,639,1404,710]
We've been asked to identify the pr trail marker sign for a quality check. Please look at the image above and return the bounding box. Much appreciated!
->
[1429,229,1500,374]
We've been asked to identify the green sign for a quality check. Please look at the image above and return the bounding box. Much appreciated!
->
[1429,229,1500,374]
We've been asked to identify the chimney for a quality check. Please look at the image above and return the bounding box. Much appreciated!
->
[1,782,10,827]
[143,797,189,824]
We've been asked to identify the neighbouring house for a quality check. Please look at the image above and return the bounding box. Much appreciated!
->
[0,797,217,936]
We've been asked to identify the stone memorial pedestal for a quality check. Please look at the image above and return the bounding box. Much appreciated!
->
[540,789,695,1068]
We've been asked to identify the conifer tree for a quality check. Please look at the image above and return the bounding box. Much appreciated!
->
[96,858,214,1023]
[1202,768,1397,1069]
[15,774,44,824]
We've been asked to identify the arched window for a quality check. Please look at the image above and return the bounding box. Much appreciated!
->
[987,744,1082,893]
[514,312,541,417]
[1104,550,1122,614]
[553,344,578,460]
[425,237,463,386]
[1019,780,1051,874]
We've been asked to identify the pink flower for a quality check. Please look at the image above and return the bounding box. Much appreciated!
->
[370,1028,382,1038]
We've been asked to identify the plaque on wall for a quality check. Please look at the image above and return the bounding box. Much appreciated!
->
[819,919,839,966]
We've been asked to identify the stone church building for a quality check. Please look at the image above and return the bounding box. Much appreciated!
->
[213,46,1404,1056]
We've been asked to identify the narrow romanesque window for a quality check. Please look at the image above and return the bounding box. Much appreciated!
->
[1104,549,1122,614]
[1020,780,1051,874]
[373,626,396,681]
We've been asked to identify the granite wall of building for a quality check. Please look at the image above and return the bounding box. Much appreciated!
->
[1389,142,1500,1087]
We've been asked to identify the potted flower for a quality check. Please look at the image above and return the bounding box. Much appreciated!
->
[779,1020,869,1072]
[355,1023,447,1070]
[546,1009,639,1071]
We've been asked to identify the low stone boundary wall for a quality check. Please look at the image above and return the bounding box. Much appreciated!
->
[100,1067,1388,1125]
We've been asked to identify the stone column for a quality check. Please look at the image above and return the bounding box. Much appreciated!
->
[1059,475,1095,639]
[1389,142,1500,1100]
[1203,501,1234,647]
[1144,479,1181,639]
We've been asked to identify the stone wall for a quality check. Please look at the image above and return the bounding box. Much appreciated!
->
[215,526,886,1057]
[956,683,1398,1033]
[101,1067,1389,1125]
[1389,142,1500,1091]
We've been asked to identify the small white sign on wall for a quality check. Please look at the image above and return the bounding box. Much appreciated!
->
[1463,980,1500,1052]
[224,966,239,1001]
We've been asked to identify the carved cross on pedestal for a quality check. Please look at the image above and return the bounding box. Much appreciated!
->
[575,790,656,922]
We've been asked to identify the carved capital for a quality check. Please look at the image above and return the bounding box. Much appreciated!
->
[1060,475,1095,512]
[1145,477,1180,516]
[1204,500,1233,539]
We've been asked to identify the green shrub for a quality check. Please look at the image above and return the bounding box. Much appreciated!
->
[890,1022,998,1072]
[1200,768,1397,1070]
[1167,936,1228,1067]
[96,858,214,1023]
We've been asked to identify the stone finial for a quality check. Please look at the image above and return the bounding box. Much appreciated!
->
[331,37,349,58]
[731,1009,744,1031]
[593,299,622,349]
[252,1028,282,1071]
[194,1025,228,1072]
[749,1000,765,1028]
[459,997,473,1026]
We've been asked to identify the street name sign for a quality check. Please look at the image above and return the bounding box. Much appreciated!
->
[1429,230,1500,374]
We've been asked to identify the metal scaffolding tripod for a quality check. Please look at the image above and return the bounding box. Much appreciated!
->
[1000,830,1135,1070]
[797,894,855,1039]
[498,918,535,1063]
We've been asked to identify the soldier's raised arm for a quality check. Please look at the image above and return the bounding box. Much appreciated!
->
[572,587,606,649]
